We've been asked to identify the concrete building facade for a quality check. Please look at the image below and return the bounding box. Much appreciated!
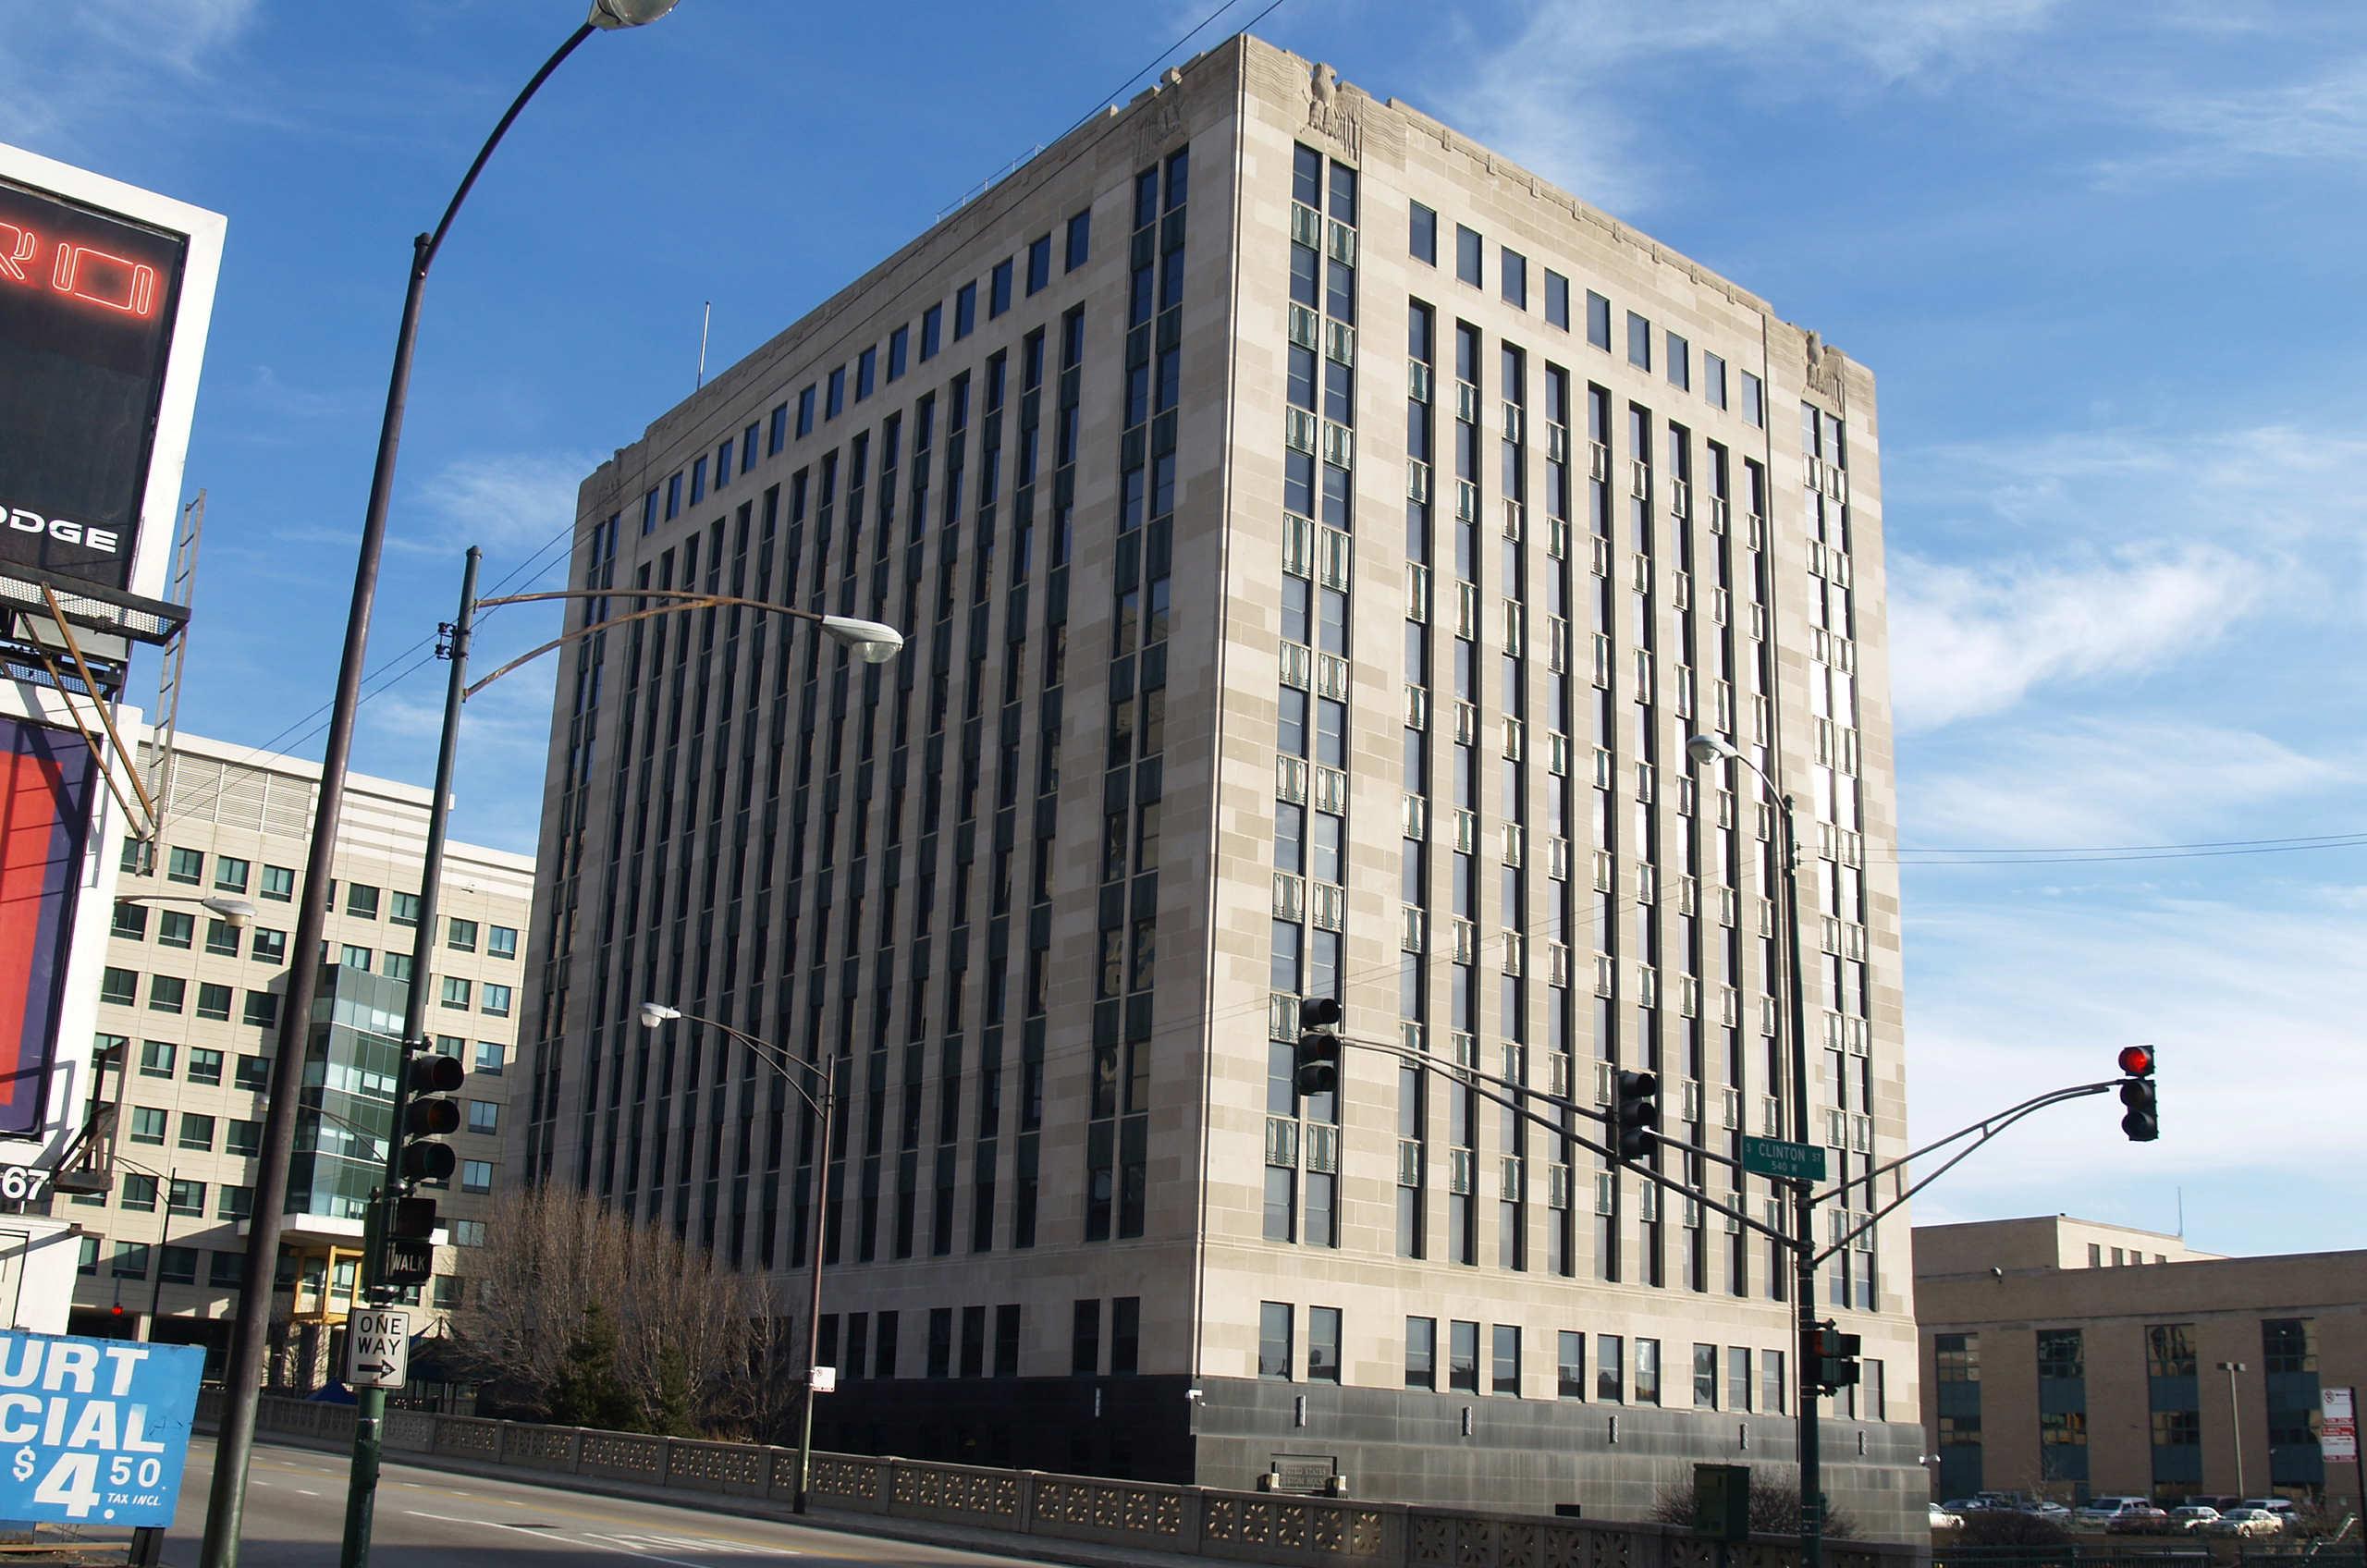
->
[45,729,533,1387]
[1916,1217,2364,1508]
[522,36,1917,1533]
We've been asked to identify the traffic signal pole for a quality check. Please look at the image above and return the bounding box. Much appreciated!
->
[337,549,476,1568]
[1773,795,1821,1568]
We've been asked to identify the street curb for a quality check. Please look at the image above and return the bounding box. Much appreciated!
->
[202,1429,1233,1568]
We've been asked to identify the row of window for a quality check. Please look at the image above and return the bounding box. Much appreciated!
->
[99,964,509,1020]
[641,207,1095,540]
[124,845,516,955]
[808,1296,1146,1382]
[80,1236,480,1292]
[98,970,277,1026]
[1405,202,1766,425]
[1254,1303,1888,1415]
[109,1034,502,1093]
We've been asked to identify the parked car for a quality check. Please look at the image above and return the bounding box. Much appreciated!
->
[2168,1505,2222,1530]
[2075,1496,2154,1527]
[1940,1499,1984,1515]
[1931,1503,1964,1531]
[2202,1508,2285,1537]
[2021,1501,2073,1520]
[2237,1497,2297,1516]
[2109,1506,2177,1536]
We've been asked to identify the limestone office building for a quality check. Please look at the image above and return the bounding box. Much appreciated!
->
[519,35,1916,1533]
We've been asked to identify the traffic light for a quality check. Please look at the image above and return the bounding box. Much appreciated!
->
[2116,1044,2158,1144]
[1295,995,1343,1097]
[1805,1321,1861,1392]
[399,1048,465,1183]
[1613,1070,1661,1162]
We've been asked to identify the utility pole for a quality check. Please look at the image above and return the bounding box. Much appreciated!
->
[337,549,476,1568]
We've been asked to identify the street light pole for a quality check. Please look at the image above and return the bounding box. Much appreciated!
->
[637,1004,833,1512]
[1687,733,1820,1568]
[2219,1361,2247,1499]
[336,548,476,1568]
[197,10,684,1567]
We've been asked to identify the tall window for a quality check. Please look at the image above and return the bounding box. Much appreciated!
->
[1258,1302,1294,1379]
[1406,1317,1437,1390]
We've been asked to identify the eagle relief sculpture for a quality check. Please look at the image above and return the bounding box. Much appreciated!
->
[1306,62,1362,159]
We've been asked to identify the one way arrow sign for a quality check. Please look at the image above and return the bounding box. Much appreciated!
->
[346,1308,411,1390]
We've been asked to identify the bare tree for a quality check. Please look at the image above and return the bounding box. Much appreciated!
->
[455,1184,766,1436]
[1650,1473,1861,1540]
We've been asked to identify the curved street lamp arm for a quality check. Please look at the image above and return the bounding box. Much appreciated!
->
[420,24,597,275]
[463,594,842,699]
[656,1009,829,1117]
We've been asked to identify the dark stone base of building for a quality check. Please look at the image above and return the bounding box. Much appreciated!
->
[813,1373,1927,1540]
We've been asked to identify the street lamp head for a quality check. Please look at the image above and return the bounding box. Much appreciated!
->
[820,615,906,665]
[639,1001,682,1029]
[1685,733,1735,770]
[200,896,257,930]
[587,0,684,28]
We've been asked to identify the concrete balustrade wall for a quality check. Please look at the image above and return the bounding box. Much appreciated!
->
[202,1391,1923,1568]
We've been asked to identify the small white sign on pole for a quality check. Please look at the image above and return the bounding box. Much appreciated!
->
[346,1308,411,1390]
[808,1365,837,1393]
[2322,1387,2357,1462]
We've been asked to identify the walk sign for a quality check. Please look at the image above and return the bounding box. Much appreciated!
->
[346,1308,411,1390]
[0,1331,202,1525]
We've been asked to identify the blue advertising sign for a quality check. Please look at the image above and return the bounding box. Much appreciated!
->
[0,1333,202,1525]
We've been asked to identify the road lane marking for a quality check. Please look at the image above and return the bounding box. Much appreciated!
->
[484,1519,710,1568]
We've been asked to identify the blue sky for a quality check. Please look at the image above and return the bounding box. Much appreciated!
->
[6,1,2362,1255]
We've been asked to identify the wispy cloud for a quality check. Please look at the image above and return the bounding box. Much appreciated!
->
[406,451,599,557]
[2092,57,2367,188]
[0,0,259,143]
[1904,718,2357,847]
[1425,0,2062,211]
[1888,545,2263,731]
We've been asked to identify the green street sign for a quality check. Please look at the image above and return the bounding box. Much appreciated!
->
[1741,1134,1827,1182]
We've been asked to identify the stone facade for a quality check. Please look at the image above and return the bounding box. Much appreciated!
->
[522,35,1914,1537]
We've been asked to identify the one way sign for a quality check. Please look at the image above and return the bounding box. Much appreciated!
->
[346,1308,411,1390]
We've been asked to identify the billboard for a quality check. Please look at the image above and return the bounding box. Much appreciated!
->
[0,1332,202,1525]
[0,717,96,1137]
[0,144,222,626]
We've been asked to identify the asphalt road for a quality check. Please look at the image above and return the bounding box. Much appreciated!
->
[163,1439,1062,1568]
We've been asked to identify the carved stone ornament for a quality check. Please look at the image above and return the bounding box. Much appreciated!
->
[1134,79,1186,161]
[1804,330,1848,410]
[1306,61,1362,160]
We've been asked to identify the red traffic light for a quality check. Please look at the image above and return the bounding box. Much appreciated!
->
[2116,1045,2155,1076]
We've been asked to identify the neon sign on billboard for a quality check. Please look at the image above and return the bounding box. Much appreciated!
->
[0,176,190,597]
[0,718,96,1137]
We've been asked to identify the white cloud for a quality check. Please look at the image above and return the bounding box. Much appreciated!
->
[1901,888,2367,1253]
[1888,545,2263,731]
[1424,0,2062,211]
[0,0,258,142]
[410,451,600,557]
[1903,718,2356,847]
